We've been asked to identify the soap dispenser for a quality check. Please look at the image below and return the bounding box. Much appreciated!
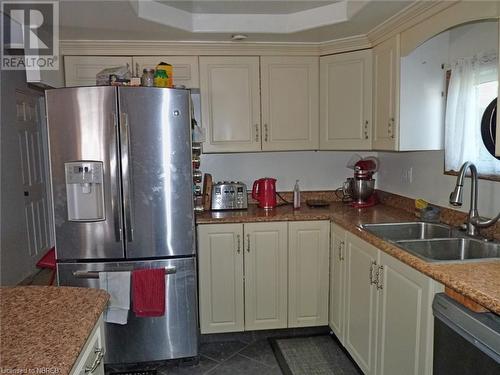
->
[293,180,301,209]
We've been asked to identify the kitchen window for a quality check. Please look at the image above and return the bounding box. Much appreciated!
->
[444,51,499,177]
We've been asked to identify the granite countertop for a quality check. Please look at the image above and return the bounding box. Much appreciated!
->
[0,286,109,375]
[197,202,500,314]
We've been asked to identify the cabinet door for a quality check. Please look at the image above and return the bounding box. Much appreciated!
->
[244,222,288,331]
[376,251,439,375]
[373,35,400,150]
[200,57,261,153]
[132,56,199,88]
[197,224,244,334]
[70,315,105,375]
[329,223,346,343]
[288,221,330,327]
[261,56,319,151]
[320,50,373,150]
[64,56,133,87]
[344,233,378,375]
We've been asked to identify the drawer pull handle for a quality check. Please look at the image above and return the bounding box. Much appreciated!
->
[369,261,377,285]
[376,265,384,290]
[85,347,104,373]
[236,234,241,253]
[246,234,250,252]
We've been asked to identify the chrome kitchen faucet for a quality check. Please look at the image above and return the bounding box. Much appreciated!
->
[449,161,500,237]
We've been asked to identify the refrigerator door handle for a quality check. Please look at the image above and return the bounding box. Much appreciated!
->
[120,112,134,242]
[111,113,122,242]
[72,266,177,279]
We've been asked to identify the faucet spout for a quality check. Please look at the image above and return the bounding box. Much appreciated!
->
[449,162,498,237]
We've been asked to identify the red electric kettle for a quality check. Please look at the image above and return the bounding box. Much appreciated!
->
[252,178,277,209]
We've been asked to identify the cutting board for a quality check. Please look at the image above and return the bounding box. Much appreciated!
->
[202,173,212,211]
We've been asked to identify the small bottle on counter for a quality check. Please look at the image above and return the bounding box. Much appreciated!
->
[293,180,301,209]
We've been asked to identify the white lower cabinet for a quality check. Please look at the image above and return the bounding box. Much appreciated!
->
[344,232,379,375]
[198,224,245,334]
[329,223,347,343]
[330,227,443,375]
[198,220,330,333]
[288,221,330,327]
[244,222,288,330]
[198,222,288,333]
[70,315,105,375]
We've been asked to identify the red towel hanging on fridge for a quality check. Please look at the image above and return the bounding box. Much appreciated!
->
[132,268,166,317]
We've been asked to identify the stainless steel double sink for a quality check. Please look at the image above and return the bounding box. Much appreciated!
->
[361,222,500,263]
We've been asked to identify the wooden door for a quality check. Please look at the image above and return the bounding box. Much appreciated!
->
[199,56,261,152]
[132,56,199,88]
[288,221,330,327]
[373,35,400,150]
[344,233,379,375]
[376,251,437,375]
[244,222,288,330]
[320,50,373,150]
[329,223,346,343]
[197,224,244,333]
[64,56,133,87]
[261,56,319,151]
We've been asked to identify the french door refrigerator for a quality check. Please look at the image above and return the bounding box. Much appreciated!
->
[45,86,197,364]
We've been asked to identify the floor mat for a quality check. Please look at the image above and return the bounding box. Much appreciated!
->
[270,335,362,375]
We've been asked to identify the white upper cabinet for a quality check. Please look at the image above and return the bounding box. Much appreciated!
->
[132,56,199,88]
[260,56,319,151]
[373,35,400,150]
[199,56,261,153]
[320,50,373,150]
[64,56,133,87]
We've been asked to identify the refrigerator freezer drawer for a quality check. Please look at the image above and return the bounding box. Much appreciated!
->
[57,258,198,364]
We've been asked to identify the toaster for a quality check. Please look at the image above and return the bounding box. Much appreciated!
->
[211,181,248,210]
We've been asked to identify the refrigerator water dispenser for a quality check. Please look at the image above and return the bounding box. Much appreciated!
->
[65,161,105,221]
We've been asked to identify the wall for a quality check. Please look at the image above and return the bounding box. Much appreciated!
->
[379,20,500,219]
[201,151,376,192]
[377,151,500,218]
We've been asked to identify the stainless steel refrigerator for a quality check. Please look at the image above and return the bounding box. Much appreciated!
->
[45,86,197,364]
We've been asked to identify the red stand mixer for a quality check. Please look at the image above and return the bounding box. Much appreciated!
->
[343,157,379,208]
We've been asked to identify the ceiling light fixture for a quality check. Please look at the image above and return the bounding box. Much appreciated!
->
[231,34,248,41]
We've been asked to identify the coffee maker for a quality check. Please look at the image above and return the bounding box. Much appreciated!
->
[343,158,378,208]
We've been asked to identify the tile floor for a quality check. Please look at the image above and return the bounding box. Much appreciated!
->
[107,338,283,375]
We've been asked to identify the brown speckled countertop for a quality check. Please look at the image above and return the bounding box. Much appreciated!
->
[197,202,500,314]
[0,286,109,375]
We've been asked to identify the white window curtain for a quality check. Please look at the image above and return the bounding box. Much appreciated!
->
[444,51,500,175]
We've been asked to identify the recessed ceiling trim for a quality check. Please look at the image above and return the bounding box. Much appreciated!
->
[131,0,365,34]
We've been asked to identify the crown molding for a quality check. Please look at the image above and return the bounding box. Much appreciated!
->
[60,40,320,56]
[59,1,462,57]
[319,34,371,56]
[367,0,458,46]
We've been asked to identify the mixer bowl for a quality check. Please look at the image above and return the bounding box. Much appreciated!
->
[351,179,375,204]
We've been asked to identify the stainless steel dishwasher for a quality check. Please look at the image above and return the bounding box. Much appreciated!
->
[433,293,500,374]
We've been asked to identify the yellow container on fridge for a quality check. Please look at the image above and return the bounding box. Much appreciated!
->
[154,62,173,88]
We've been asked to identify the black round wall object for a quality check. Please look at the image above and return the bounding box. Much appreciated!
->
[481,97,499,160]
